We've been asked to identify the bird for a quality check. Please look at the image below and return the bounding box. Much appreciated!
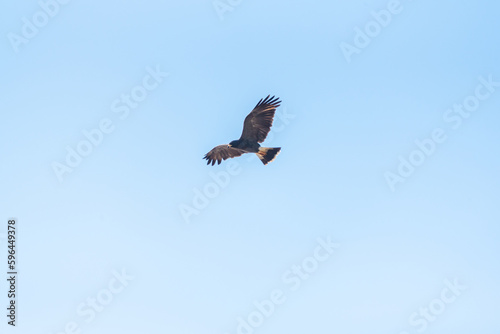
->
[203,95,282,166]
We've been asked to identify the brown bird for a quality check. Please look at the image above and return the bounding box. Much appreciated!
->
[203,95,282,166]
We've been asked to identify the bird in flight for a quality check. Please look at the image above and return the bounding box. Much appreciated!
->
[204,95,282,166]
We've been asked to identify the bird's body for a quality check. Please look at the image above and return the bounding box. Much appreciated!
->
[203,95,282,166]
[228,139,260,153]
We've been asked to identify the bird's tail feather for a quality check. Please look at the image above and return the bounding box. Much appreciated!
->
[256,147,281,165]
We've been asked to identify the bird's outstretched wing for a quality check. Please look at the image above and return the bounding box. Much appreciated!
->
[203,145,247,165]
[240,95,281,143]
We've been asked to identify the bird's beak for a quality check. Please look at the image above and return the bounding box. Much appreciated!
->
[227,144,231,147]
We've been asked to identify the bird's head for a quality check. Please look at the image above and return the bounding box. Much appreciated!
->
[228,140,238,148]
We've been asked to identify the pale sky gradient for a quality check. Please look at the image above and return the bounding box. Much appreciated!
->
[1,0,499,333]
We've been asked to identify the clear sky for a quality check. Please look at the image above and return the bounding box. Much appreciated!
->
[1,0,499,333]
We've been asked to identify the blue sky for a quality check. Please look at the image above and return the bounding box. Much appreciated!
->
[1,0,499,333]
